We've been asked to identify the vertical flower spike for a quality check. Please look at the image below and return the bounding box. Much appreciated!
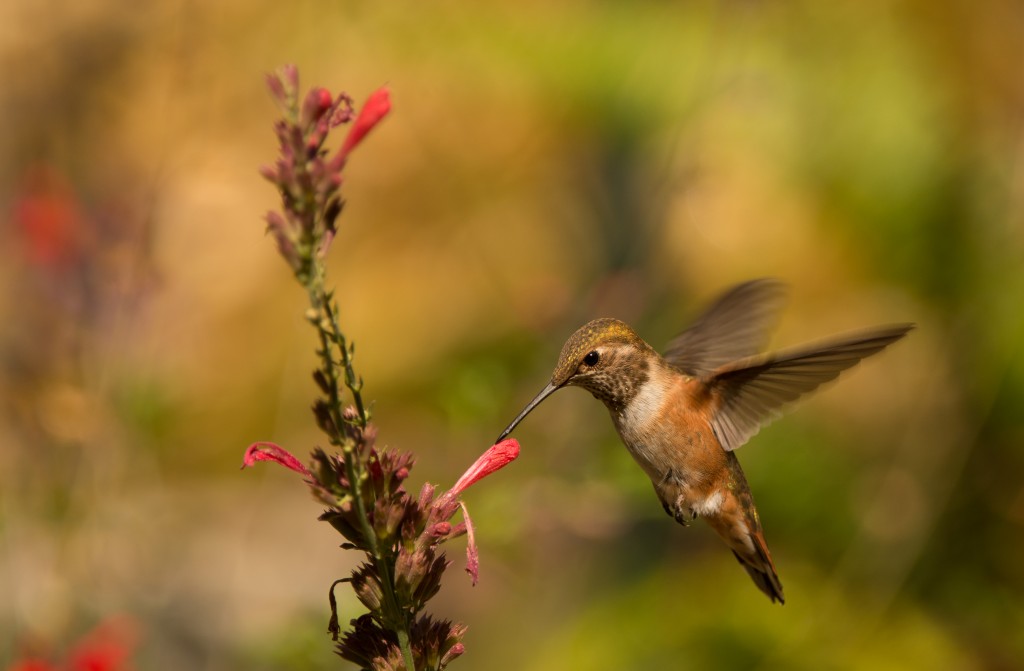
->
[249,67,508,669]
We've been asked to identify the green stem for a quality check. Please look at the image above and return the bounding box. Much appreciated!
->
[324,298,369,429]
[308,286,377,548]
[377,556,416,670]
[397,627,416,671]
[307,281,416,670]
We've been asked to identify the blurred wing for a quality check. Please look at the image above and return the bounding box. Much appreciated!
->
[705,324,914,451]
[664,279,788,377]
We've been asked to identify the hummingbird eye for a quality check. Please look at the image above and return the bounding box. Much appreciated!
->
[583,350,600,366]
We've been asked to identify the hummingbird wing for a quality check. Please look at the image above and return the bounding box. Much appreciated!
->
[664,279,788,377]
[703,324,914,452]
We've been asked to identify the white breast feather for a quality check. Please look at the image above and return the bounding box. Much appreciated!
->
[615,366,674,479]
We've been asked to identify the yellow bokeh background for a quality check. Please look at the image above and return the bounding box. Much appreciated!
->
[2,1,1023,668]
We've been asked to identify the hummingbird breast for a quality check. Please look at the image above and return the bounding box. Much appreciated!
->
[610,362,725,499]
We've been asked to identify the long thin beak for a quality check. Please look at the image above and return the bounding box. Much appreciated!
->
[496,381,561,442]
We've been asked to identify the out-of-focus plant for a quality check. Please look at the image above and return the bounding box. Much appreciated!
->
[242,65,519,671]
[5,618,137,671]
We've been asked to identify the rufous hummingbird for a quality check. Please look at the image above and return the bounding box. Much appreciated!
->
[496,279,912,604]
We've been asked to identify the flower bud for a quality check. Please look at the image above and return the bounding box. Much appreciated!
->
[300,87,334,129]
[350,565,383,613]
[430,521,452,537]
[440,642,466,666]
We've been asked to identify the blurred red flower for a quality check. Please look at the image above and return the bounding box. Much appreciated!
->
[6,618,136,671]
[13,164,87,271]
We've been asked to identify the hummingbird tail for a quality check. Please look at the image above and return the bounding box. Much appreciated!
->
[706,505,786,604]
[731,529,785,604]
[708,454,786,603]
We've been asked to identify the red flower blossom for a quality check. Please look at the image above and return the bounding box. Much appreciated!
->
[332,87,392,168]
[429,439,520,586]
[241,442,312,478]
[433,438,520,518]
[450,438,520,497]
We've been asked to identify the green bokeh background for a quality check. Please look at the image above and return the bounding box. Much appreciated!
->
[2,1,1022,668]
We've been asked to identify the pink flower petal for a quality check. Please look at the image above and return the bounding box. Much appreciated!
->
[241,442,312,477]
[460,501,479,586]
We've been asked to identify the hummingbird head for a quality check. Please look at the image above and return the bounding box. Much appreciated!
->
[497,318,656,441]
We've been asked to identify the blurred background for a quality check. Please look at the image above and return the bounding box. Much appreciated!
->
[2,0,1023,668]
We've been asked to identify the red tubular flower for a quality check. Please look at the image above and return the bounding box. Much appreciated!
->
[427,439,519,585]
[241,442,312,478]
[332,87,392,168]
[432,438,520,520]
[450,438,520,497]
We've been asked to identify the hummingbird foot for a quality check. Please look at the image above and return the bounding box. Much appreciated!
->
[677,510,697,526]
[660,500,691,526]
[660,497,699,527]
[656,469,701,527]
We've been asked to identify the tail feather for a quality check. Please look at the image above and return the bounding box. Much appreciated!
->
[707,512,786,604]
[732,530,785,604]
[709,453,785,603]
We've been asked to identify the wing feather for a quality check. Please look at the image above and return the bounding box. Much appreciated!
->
[706,324,914,451]
[664,279,788,377]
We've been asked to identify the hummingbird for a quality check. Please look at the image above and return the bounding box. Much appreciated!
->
[496,279,912,604]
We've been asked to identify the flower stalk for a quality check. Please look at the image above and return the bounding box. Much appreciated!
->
[242,65,519,670]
